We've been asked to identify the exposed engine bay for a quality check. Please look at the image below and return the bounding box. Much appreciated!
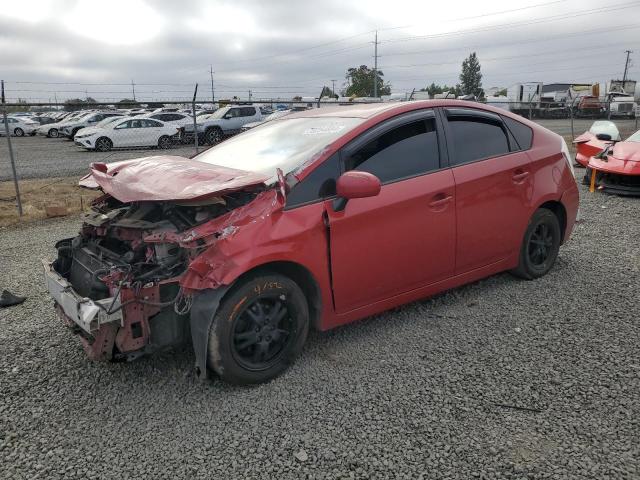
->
[50,190,260,361]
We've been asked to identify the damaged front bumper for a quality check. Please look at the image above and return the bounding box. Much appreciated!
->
[42,259,122,334]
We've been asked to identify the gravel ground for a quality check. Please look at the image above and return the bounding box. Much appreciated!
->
[1,179,639,479]
[1,118,638,181]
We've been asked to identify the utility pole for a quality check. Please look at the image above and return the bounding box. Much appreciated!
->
[210,65,215,104]
[622,50,632,87]
[331,79,336,97]
[248,89,252,101]
[131,79,136,101]
[373,30,379,98]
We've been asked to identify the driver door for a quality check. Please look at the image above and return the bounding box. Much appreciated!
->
[325,110,456,314]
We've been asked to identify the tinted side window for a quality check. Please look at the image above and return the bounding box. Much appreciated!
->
[447,117,510,165]
[345,119,439,183]
[240,107,256,117]
[502,116,533,150]
[144,119,163,127]
[286,154,340,208]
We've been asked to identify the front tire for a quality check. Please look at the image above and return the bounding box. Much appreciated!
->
[14,128,24,137]
[205,127,223,145]
[48,128,59,138]
[95,137,112,152]
[158,135,172,149]
[207,274,309,385]
[511,208,561,279]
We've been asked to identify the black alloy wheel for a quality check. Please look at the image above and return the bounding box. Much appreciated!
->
[231,296,294,371]
[158,135,172,149]
[205,127,223,145]
[207,273,309,384]
[512,208,561,279]
[95,137,113,152]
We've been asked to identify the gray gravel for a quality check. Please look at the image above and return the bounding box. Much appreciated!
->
[1,179,639,479]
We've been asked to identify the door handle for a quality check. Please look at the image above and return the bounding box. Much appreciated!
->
[429,194,453,208]
[512,170,530,182]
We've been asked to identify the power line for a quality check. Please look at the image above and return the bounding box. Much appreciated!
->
[379,45,639,70]
[382,1,640,44]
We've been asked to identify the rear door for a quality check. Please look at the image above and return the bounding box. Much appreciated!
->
[325,109,456,313]
[442,108,533,274]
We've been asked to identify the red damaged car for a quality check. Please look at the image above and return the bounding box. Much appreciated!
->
[44,101,579,384]
[573,120,640,195]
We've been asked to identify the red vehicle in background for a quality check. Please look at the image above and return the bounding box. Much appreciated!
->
[44,101,579,384]
[574,120,640,195]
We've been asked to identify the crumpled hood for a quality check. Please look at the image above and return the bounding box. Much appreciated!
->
[79,155,269,203]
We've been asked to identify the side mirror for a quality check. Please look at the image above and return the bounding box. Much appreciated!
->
[596,133,612,141]
[333,171,381,211]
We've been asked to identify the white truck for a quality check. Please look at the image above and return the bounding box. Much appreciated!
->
[181,105,262,145]
[605,80,636,118]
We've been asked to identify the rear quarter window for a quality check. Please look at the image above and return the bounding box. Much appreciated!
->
[502,116,533,150]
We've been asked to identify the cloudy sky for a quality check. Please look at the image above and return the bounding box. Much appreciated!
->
[1,0,638,103]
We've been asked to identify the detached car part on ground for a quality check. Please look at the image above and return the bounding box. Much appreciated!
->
[573,120,640,195]
[44,101,579,385]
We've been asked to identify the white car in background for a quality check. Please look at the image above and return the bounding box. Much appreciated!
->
[73,116,127,138]
[0,116,39,136]
[140,111,194,127]
[36,111,88,137]
[74,117,180,151]
[60,111,124,139]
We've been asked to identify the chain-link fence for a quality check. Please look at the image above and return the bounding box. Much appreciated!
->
[1,98,638,225]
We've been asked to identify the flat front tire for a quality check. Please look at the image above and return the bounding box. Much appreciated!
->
[207,274,309,385]
[511,208,561,280]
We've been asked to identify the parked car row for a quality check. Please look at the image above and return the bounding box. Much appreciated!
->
[4,104,296,150]
[0,116,40,136]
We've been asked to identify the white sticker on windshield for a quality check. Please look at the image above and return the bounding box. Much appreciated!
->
[302,124,347,135]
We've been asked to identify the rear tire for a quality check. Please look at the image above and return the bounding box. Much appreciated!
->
[14,128,24,137]
[511,208,561,280]
[207,273,309,385]
[158,135,172,149]
[95,137,112,152]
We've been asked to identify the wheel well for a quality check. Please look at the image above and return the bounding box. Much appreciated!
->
[232,261,322,330]
[538,200,567,243]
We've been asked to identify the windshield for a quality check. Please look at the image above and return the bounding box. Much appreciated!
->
[626,131,640,143]
[194,116,364,177]
[200,107,230,121]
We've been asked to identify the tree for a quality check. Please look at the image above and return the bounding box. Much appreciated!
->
[459,52,483,98]
[496,88,507,97]
[344,65,391,97]
[420,83,461,98]
[320,86,337,99]
[2,99,30,113]
[64,97,97,111]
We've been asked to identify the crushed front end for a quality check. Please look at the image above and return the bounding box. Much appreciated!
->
[44,191,260,362]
